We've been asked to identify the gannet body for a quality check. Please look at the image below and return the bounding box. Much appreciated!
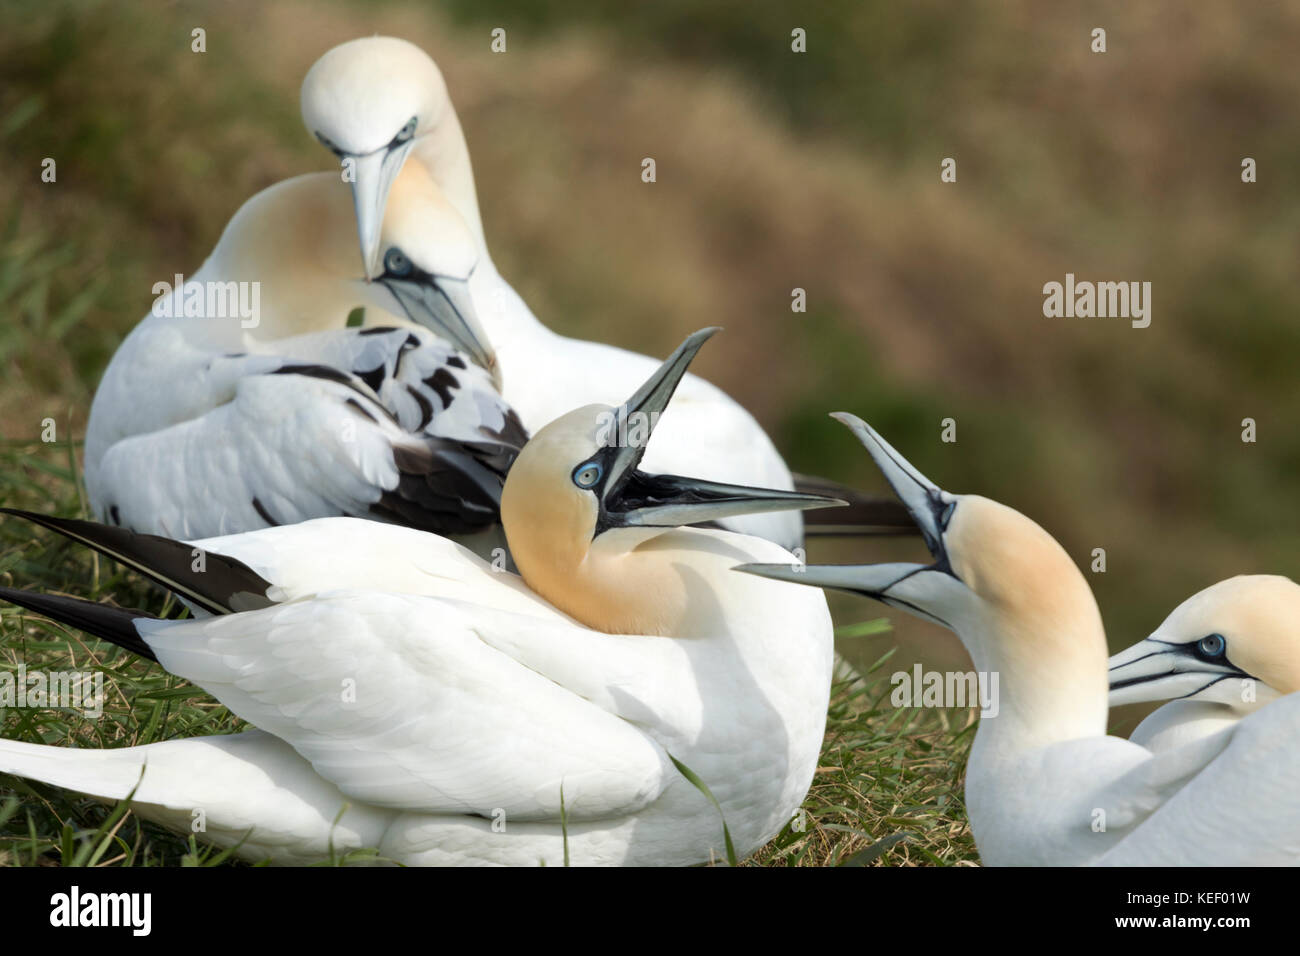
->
[1,331,838,866]
[740,413,1300,866]
[84,166,524,544]
[300,37,860,550]
[1109,575,1300,753]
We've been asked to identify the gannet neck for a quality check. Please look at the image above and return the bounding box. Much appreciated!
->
[409,110,485,254]
[382,157,479,279]
[499,347,838,637]
[469,261,551,348]
[947,497,1109,746]
[499,403,684,635]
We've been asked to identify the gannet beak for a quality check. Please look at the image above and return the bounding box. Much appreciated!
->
[373,271,500,386]
[1107,638,1250,707]
[827,412,955,558]
[594,328,845,530]
[735,412,964,629]
[349,142,416,278]
[611,473,846,529]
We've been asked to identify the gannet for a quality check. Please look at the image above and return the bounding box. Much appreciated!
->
[85,163,526,544]
[0,330,840,866]
[739,413,1300,865]
[1108,575,1300,753]
[299,37,912,550]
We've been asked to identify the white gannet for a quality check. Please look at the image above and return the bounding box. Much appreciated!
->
[0,330,839,866]
[1108,575,1300,753]
[85,162,527,545]
[299,37,912,550]
[739,412,1300,865]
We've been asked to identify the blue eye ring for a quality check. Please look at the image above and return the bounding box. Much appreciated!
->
[383,248,412,278]
[393,116,418,144]
[939,499,957,528]
[573,461,603,489]
[1197,633,1227,659]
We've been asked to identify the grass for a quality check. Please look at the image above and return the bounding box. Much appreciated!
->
[0,431,977,868]
[0,442,979,866]
[0,0,1290,866]
[0,85,978,865]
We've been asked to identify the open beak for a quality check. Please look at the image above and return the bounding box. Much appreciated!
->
[596,328,846,531]
[735,412,963,629]
[348,142,416,279]
[1108,639,1249,707]
[374,271,500,388]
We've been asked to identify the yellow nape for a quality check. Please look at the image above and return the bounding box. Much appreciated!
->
[946,495,1108,725]
[500,404,737,637]
[381,158,478,278]
[1164,575,1300,696]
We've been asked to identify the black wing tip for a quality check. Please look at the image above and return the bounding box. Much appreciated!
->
[1,509,276,615]
[791,473,919,536]
[0,586,160,662]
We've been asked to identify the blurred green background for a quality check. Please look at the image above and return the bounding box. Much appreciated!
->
[0,0,1296,733]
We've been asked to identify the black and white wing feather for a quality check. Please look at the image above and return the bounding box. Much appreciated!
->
[92,326,527,539]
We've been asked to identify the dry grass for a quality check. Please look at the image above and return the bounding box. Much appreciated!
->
[0,0,1295,862]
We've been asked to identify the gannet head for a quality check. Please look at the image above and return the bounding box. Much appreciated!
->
[738,413,1104,679]
[1108,575,1300,711]
[301,37,450,278]
[501,329,844,593]
[354,160,497,382]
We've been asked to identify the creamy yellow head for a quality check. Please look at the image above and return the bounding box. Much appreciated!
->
[947,495,1106,675]
[738,413,1109,740]
[499,330,843,635]
[501,404,608,578]
[197,161,494,373]
[500,404,679,634]
[1161,575,1299,696]
[300,36,485,275]
[301,37,450,157]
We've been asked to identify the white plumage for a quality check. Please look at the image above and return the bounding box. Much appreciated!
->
[85,169,525,544]
[301,36,803,548]
[740,413,1300,865]
[1,331,837,866]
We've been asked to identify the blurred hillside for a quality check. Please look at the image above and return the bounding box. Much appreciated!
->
[0,0,1296,731]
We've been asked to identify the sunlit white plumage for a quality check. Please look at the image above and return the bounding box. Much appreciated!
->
[300,36,804,548]
[1108,575,1300,753]
[85,163,526,545]
[1,331,837,866]
[740,413,1300,865]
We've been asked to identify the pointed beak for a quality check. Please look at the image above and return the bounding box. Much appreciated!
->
[736,560,932,596]
[348,142,415,278]
[375,271,500,388]
[1107,639,1248,707]
[734,412,962,629]
[596,328,845,531]
[827,412,953,559]
[610,472,846,529]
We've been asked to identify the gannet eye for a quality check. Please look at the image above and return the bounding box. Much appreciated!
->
[314,130,343,157]
[383,248,413,277]
[393,116,418,144]
[1196,633,1227,659]
[939,499,957,529]
[572,461,603,489]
